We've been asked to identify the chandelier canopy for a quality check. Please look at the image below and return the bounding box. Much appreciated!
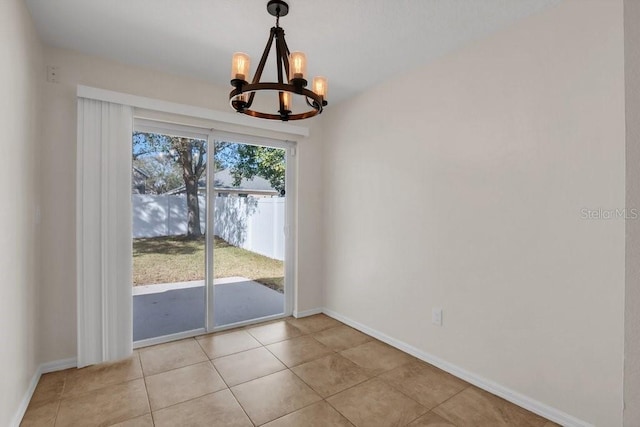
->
[229,0,328,121]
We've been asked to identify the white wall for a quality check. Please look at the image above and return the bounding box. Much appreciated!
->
[295,118,325,314]
[0,0,43,425]
[39,47,326,362]
[624,1,640,425]
[322,1,625,426]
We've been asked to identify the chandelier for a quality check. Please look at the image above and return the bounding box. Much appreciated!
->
[229,0,328,121]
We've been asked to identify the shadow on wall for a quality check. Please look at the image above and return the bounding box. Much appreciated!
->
[214,196,258,247]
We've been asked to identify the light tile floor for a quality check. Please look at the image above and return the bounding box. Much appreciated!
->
[21,314,560,427]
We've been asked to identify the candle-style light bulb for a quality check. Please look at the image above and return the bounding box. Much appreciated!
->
[231,52,251,82]
[281,92,292,111]
[312,76,328,100]
[288,51,307,81]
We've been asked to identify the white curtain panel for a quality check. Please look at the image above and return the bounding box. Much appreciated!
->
[76,98,133,367]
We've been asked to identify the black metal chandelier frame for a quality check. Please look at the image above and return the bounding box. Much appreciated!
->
[229,0,327,121]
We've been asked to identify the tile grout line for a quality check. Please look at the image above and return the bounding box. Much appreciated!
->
[147,391,220,415]
[140,349,156,427]
[225,320,341,426]
[427,385,472,425]
[371,359,443,403]
[143,381,156,426]
[52,399,62,427]
[245,327,305,346]
[215,365,289,389]
[253,398,326,427]
[261,336,338,370]
[142,358,206,378]
[141,337,208,377]
[196,328,264,359]
[52,370,70,427]
[144,358,248,422]
[284,350,374,401]
[143,359,230,415]
[243,365,323,426]
[201,332,322,427]
[278,358,357,426]
[58,375,144,402]
[274,327,437,425]
[226,374,258,426]
[366,356,468,426]
[207,359,257,427]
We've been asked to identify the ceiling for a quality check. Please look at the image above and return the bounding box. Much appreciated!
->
[25,0,562,104]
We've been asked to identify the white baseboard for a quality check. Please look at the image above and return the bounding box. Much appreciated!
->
[322,308,592,427]
[293,307,323,318]
[41,357,77,374]
[10,357,77,427]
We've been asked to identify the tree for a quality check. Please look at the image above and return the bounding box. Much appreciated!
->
[213,141,236,170]
[133,154,182,194]
[133,132,206,238]
[230,145,286,194]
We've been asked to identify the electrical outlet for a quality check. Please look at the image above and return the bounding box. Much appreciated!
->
[432,308,443,326]
[46,66,59,83]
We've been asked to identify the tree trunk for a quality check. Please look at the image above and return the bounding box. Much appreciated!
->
[185,175,202,237]
[176,137,205,239]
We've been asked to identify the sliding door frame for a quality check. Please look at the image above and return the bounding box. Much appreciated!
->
[207,130,296,333]
[132,120,211,348]
[132,120,297,347]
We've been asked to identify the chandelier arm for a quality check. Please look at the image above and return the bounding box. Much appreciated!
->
[276,34,291,82]
[305,95,325,112]
[253,27,276,85]
[246,27,277,109]
[305,96,326,109]
[274,30,286,85]
[281,34,291,60]
[274,29,287,116]
[305,96,317,109]
[246,92,256,111]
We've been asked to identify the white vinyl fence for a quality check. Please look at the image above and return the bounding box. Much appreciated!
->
[214,197,285,261]
[132,194,285,260]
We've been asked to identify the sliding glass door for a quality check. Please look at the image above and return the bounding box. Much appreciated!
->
[131,124,209,343]
[131,122,294,345]
[211,137,289,327]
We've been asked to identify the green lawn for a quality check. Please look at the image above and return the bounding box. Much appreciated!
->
[132,235,284,292]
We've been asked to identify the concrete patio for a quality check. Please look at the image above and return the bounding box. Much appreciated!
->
[133,277,284,341]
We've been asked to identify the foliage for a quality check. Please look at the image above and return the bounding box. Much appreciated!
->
[133,132,207,237]
[132,132,286,236]
[229,144,286,194]
[133,132,207,176]
[133,154,182,194]
[213,141,237,170]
